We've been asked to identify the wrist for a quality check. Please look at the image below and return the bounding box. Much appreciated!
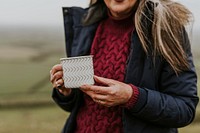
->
[123,84,139,109]
[58,88,72,96]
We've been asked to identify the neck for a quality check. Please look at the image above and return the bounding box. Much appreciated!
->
[108,10,133,20]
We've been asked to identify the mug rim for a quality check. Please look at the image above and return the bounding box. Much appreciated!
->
[60,55,93,61]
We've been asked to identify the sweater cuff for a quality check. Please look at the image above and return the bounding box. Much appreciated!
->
[123,84,139,109]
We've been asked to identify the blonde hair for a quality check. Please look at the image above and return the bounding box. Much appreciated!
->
[88,0,193,73]
[135,0,193,73]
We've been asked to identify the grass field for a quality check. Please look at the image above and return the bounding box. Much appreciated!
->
[0,106,68,133]
[0,106,199,133]
[0,27,199,133]
[0,105,198,133]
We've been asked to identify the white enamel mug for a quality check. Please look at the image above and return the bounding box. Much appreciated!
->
[60,55,94,88]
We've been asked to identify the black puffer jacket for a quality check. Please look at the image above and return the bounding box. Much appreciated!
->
[52,7,199,133]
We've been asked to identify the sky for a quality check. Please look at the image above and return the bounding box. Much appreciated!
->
[0,0,89,27]
[0,0,199,29]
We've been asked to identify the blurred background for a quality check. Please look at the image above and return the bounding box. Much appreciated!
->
[0,0,199,133]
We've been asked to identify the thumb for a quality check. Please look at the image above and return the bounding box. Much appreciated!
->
[94,75,115,86]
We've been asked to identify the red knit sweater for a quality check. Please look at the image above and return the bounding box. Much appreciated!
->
[75,14,139,133]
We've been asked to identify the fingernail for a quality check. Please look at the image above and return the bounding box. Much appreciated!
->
[56,82,60,86]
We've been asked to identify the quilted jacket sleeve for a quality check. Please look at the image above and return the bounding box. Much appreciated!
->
[52,88,82,112]
[127,29,199,128]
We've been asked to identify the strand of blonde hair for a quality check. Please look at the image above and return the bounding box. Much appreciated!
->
[135,0,193,73]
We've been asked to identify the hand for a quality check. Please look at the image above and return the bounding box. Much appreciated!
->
[80,75,133,107]
[50,64,71,96]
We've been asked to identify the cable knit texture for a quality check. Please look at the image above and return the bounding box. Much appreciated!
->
[75,14,137,133]
[123,84,140,109]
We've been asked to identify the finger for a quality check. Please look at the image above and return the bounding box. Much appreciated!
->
[93,94,115,106]
[56,78,64,88]
[80,84,110,95]
[92,92,108,101]
[58,88,72,96]
[83,90,108,103]
[94,75,115,86]
[51,71,63,83]
[50,64,62,75]
[93,99,112,107]
[94,99,105,104]
[50,64,63,82]
[81,89,114,107]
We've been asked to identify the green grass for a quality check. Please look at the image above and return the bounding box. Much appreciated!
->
[0,106,68,133]
[0,106,199,133]
[179,124,200,133]
[1,62,48,92]
[0,49,68,133]
[0,55,63,100]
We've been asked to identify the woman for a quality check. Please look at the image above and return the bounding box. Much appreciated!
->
[50,0,199,132]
